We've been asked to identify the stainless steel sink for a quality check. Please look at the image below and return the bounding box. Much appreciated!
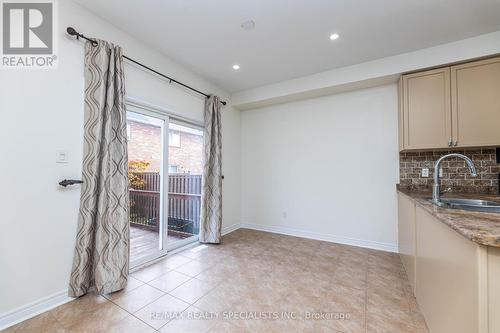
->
[431,198,500,213]
[427,153,500,213]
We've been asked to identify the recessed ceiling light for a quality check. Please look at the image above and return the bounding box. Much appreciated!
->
[329,33,340,41]
[232,64,240,70]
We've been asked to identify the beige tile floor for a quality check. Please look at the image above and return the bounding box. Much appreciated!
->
[2,229,428,333]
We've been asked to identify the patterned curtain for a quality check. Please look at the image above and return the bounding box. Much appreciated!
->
[199,96,223,243]
[68,39,129,297]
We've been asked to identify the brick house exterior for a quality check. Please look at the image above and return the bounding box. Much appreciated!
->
[127,120,203,174]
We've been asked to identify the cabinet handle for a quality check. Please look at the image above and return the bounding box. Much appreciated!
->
[453,141,458,146]
[448,140,453,147]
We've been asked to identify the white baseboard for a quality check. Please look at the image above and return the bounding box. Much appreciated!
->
[240,223,398,253]
[221,223,241,236]
[0,289,72,331]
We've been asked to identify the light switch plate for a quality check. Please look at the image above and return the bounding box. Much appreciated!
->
[56,150,68,163]
[421,168,429,177]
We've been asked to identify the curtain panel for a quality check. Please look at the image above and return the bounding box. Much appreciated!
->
[68,39,129,297]
[199,96,223,244]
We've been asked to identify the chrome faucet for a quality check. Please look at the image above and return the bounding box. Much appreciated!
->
[432,153,477,204]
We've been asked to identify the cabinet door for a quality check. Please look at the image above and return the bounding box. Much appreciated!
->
[415,207,480,333]
[398,193,416,293]
[451,57,500,147]
[402,68,452,149]
[488,247,500,332]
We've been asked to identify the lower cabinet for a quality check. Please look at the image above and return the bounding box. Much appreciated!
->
[398,193,416,292]
[488,247,500,333]
[416,207,481,333]
[398,192,500,333]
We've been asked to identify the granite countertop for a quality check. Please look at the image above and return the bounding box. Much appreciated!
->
[397,186,500,247]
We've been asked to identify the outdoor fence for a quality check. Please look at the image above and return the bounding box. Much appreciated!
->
[129,172,202,237]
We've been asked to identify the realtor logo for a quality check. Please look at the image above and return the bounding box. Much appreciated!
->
[1,0,57,68]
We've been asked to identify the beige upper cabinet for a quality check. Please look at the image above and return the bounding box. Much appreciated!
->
[401,67,451,150]
[399,56,500,151]
[451,57,500,147]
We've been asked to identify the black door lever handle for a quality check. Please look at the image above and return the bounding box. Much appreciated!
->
[59,179,84,187]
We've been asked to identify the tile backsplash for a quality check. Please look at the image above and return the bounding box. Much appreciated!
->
[399,148,500,194]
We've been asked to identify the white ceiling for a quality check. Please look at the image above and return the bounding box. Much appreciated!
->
[73,0,500,93]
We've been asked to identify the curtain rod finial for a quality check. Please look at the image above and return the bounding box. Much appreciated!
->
[67,27,78,36]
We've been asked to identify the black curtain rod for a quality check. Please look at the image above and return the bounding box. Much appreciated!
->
[66,27,227,106]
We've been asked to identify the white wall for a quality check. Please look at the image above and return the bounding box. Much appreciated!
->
[241,84,399,251]
[0,0,240,316]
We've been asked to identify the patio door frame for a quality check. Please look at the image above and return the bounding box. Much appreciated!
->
[126,97,203,269]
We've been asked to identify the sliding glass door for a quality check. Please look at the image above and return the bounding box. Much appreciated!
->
[126,103,204,268]
[166,121,204,250]
[127,107,169,268]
